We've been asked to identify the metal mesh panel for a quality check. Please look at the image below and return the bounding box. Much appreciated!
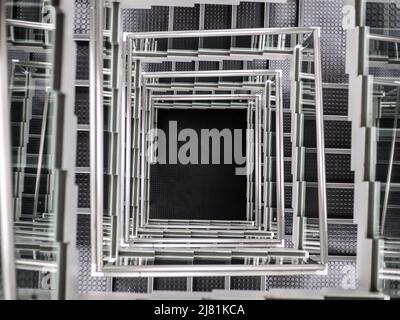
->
[175,61,196,71]
[284,137,292,157]
[325,154,354,183]
[231,276,261,290]
[285,186,292,209]
[193,277,225,292]
[122,7,169,32]
[247,59,268,70]
[283,112,291,133]
[285,211,294,236]
[142,61,172,72]
[305,187,354,220]
[74,0,90,35]
[204,4,231,30]
[12,0,41,21]
[366,2,400,29]
[236,2,264,28]
[16,270,39,289]
[76,174,90,208]
[76,131,90,168]
[76,42,90,80]
[203,4,231,49]
[77,215,109,293]
[223,60,243,70]
[324,121,351,149]
[112,278,148,293]
[154,277,187,291]
[173,6,199,31]
[269,60,291,110]
[198,61,219,71]
[268,0,298,27]
[30,52,48,62]
[327,188,354,219]
[284,161,292,182]
[328,224,357,256]
[323,88,349,116]
[303,0,348,83]
[75,87,90,125]
[369,66,400,80]
[266,261,357,290]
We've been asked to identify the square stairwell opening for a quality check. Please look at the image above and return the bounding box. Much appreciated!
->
[150,109,248,221]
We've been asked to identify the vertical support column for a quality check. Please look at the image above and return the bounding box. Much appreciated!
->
[346,7,382,291]
[89,0,104,273]
[0,0,17,300]
[53,0,78,299]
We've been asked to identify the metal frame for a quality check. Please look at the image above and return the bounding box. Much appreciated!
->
[89,7,328,276]
[3,0,78,299]
[0,0,17,300]
[124,69,286,243]
[348,23,400,293]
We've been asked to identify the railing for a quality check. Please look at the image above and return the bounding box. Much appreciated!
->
[89,20,328,276]
[2,0,77,299]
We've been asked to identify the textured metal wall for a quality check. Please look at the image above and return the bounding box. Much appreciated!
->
[266,260,358,290]
[71,0,359,294]
[77,215,109,293]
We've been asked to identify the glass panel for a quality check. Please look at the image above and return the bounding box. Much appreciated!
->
[6,0,58,300]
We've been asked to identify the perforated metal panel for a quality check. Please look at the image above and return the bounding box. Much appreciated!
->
[325,154,354,183]
[77,215,109,293]
[366,2,400,29]
[175,61,196,71]
[247,59,268,70]
[231,276,261,290]
[173,5,199,31]
[16,270,39,289]
[269,61,291,109]
[76,42,90,80]
[76,131,90,168]
[154,277,187,291]
[142,61,172,72]
[327,188,354,219]
[266,261,357,290]
[74,0,90,35]
[323,88,349,116]
[193,277,225,292]
[122,7,169,32]
[236,2,264,28]
[324,121,351,149]
[76,174,90,208]
[328,224,357,256]
[112,278,148,293]
[12,0,41,21]
[304,153,354,183]
[285,211,293,235]
[303,0,348,83]
[75,87,90,125]
[268,0,298,28]
[285,186,292,209]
